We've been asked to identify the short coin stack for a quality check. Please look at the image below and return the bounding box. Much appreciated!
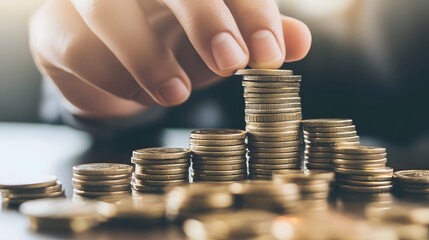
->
[190,130,247,182]
[273,170,335,211]
[393,170,429,200]
[131,148,191,193]
[332,146,393,193]
[0,175,64,207]
[72,163,132,199]
[302,119,360,170]
[236,69,303,179]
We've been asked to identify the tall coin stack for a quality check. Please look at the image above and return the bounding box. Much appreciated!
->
[301,119,360,170]
[236,69,303,180]
[393,170,429,200]
[332,146,393,193]
[72,163,132,199]
[0,175,64,207]
[190,130,247,182]
[131,148,191,193]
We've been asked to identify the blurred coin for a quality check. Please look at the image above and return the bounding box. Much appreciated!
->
[73,173,131,181]
[0,175,57,190]
[235,69,293,76]
[189,138,245,146]
[301,119,353,127]
[133,173,188,181]
[190,129,246,140]
[132,148,191,159]
[73,163,132,175]
[393,170,429,184]
[72,178,131,186]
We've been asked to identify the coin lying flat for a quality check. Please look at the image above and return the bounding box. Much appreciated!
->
[133,148,191,159]
[235,69,293,76]
[73,163,132,175]
[393,170,429,184]
[190,129,246,140]
[0,175,57,190]
[332,146,386,154]
[273,170,335,181]
[301,119,353,127]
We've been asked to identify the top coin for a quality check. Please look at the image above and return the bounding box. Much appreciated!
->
[332,146,386,154]
[273,169,335,181]
[132,147,191,159]
[235,69,293,76]
[393,170,429,184]
[73,163,133,175]
[191,129,246,140]
[302,119,353,127]
[0,174,57,190]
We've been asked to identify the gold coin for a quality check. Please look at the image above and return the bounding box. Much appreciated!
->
[393,170,429,184]
[248,140,302,148]
[247,126,300,133]
[190,129,246,140]
[248,135,301,142]
[72,178,131,186]
[335,167,393,176]
[305,141,360,148]
[245,113,302,122]
[305,157,332,163]
[337,174,392,181]
[306,146,333,152]
[235,69,293,76]
[243,75,301,81]
[73,173,131,181]
[73,163,132,175]
[248,169,277,175]
[305,152,334,158]
[131,157,190,165]
[189,138,245,146]
[192,149,246,157]
[133,148,191,159]
[249,146,303,153]
[0,175,58,190]
[334,163,386,170]
[135,163,190,170]
[192,164,246,171]
[3,190,65,200]
[337,184,392,193]
[133,172,188,181]
[248,130,300,138]
[243,93,299,98]
[245,108,301,115]
[302,119,353,127]
[245,103,301,109]
[73,189,130,198]
[192,174,246,181]
[249,152,301,159]
[134,167,188,175]
[192,169,247,176]
[244,87,300,93]
[190,144,246,152]
[304,136,360,143]
[332,146,386,154]
[332,153,387,160]
[131,183,164,193]
[336,178,392,187]
[3,182,62,195]
[133,178,189,187]
[332,158,387,165]
[73,184,130,192]
[250,163,301,170]
[399,187,429,194]
[249,158,301,165]
[273,169,334,181]
[306,163,333,170]
[303,125,356,133]
[304,131,357,138]
[243,81,300,88]
[246,120,301,128]
[245,97,301,104]
[192,159,245,165]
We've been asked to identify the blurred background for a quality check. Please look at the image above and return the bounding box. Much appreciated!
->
[0,0,428,169]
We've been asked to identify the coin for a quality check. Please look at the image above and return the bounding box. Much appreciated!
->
[248,140,302,148]
[192,169,247,176]
[73,184,130,192]
[332,158,387,165]
[133,172,188,181]
[305,157,332,163]
[243,92,300,98]
[0,175,57,190]
[192,174,246,181]
[332,146,386,154]
[393,170,429,184]
[134,167,188,175]
[190,129,246,140]
[337,178,392,187]
[306,163,332,170]
[249,158,301,165]
[249,152,301,159]
[246,121,301,128]
[235,69,293,76]
[332,153,387,160]
[73,163,132,175]
[337,184,393,193]
[245,108,301,114]
[192,150,246,157]
[335,167,394,176]
[3,190,65,200]
[334,163,387,170]
[131,157,190,165]
[248,135,301,142]
[304,136,360,143]
[190,145,246,152]
[73,189,130,198]
[273,169,335,181]
[242,81,300,88]
[133,179,188,187]
[2,182,62,194]
[301,119,353,127]
[245,97,301,104]
[250,163,301,170]
[132,148,191,159]
[249,146,302,153]
[337,174,392,181]
[191,159,245,165]
[136,163,190,170]
[303,126,356,133]
[189,138,245,146]
[304,131,357,138]
[72,178,131,186]
[73,173,131,181]
[192,164,246,171]
[242,74,301,82]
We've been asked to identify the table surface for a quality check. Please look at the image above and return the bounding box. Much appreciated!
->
[0,123,427,240]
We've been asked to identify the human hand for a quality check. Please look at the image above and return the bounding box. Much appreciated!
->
[30,0,311,117]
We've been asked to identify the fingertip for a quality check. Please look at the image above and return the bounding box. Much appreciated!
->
[281,16,312,62]
[157,77,191,106]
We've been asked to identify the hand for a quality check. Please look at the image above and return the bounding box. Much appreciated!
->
[30,0,311,118]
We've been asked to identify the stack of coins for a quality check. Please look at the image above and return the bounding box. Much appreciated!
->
[236,69,303,179]
[331,146,393,193]
[393,170,429,200]
[0,175,64,207]
[131,148,191,193]
[190,130,247,182]
[302,119,359,170]
[72,163,132,199]
[273,169,334,211]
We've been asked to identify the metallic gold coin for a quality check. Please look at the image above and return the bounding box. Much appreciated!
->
[133,172,188,181]
[332,146,386,154]
[134,167,188,175]
[131,183,165,193]
[73,173,131,181]
[301,119,353,127]
[245,108,302,114]
[249,152,301,159]
[249,146,303,153]
[250,163,301,170]
[336,178,392,187]
[245,97,301,104]
[304,131,357,138]
[135,163,190,170]
[306,146,333,152]
[332,158,387,165]
[248,135,301,142]
[334,163,386,170]
[72,178,131,186]
[305,157,332,163]
[190,129,246,140]
[335,167,394,176]
[192,150,246,157]
[304,136,360,143]
[3,190,65,200]
[243,81,300,88]
[246,126,300,133]
[337,174,393,181]
[303,125,356,133]
[133,179,189,187]
[305,141,360,148]
[243,75,302,82]
[192,159,245,165]
[73,163,132,175]
[0,175,57,190]
[243,93,299,98]
[73,189,130,198]
[131,157,190,165]
[192,174,246,181]
[305,152,334,158]
[190,144,246,152]
[244,87,300,93]
[393,170,429,184]
[273,169,335,181]
[248,169,277,175]
[245,103,301,109]
[332,153,387,160]
[3,182,62,195]
[249,158,301,165]
[189,138,245,146]
[192,169,247,176]
[246,121,301,128]
[337,184,393,193]
[73,184,130,192]
[192,155,244,161]
[246,113,302,122]
[248,131,300,138]
[306,162,333,170]
[399,187,429,194]
[192,164,246,171]
[132,148,191,159]
[248,140,302,148]
[235,69,293,76]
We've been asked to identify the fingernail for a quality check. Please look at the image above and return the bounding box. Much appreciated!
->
[158,77,190,105]
[211,32,246,71]
[250,30,282,66]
